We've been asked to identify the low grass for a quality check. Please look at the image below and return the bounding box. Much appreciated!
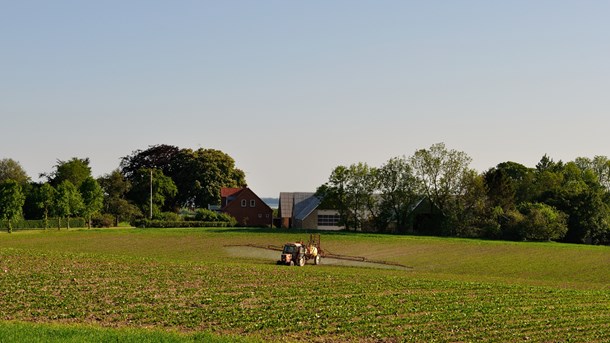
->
[0,227,609,342]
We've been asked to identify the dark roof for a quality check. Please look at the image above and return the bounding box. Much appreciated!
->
[278,192,319,219]
[293,195,321,221]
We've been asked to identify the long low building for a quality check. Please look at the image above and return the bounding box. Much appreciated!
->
[278,192,342,230]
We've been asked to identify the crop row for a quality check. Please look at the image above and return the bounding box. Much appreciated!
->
[0,248,608,342]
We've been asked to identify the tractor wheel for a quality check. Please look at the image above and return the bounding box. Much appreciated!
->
[314,255,321,265]
[297,256,305,267]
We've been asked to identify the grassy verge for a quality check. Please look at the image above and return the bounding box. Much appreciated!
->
[0,321,256,343]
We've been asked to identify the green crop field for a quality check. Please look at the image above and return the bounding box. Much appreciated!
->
[0,228,608,342]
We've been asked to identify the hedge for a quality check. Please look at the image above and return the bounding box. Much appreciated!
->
[0,218,86,230]
[131,219,230,228]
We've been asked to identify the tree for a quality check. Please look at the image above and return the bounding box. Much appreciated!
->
[484,161,534,210]
[535,161,609,244]
[344,162,378,230]
[0,158,30,185]
[128,168,177,219]
[316,166,350,228]
[0,180,26,233]
[120,146,246,210]
[99,170,140,226]
[376,156,420,232]
[409,143,474,235]
[80,177,104,229]
[54,181,83,229]
[47,157,92,189]
[171,148,247,208]
[35,183,56,229]
[574,155,610,191]
[317,163,378,231]
[517,202,568,241]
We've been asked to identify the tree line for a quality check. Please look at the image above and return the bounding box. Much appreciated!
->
[0,145,246,232]
[317,143,610,245]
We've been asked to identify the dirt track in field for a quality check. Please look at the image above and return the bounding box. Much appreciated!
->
[224,246,409,270]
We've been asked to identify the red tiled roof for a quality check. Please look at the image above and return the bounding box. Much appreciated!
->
[221,188,244,198]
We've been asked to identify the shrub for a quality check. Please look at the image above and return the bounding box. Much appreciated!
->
[131,219,230,228]
[92,214,115,228]
[1,218,86,230]
[194,209,219,221]
[157,212,182,221]
[517,202,568,241]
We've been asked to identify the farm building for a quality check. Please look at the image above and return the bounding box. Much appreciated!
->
[278,192,342,230]
[220,187,273,227]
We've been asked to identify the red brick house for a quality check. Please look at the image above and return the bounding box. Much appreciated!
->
[221,187,273,227]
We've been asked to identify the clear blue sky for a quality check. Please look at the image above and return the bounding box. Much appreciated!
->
[2,1,610,197]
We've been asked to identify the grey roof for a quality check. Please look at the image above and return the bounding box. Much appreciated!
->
[293,195,321,221]
[279,192,319,219]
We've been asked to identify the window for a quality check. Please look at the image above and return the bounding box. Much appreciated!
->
[265,214,270,218]
[318,214,341,226]
[241,199,247,207]
[250,199,256,207]
[258,213,262,218]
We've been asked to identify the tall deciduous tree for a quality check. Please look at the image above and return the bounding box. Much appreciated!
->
[120,145,246,210]
[0,180,26,233]
[317,163,378,231]
[80,177,104,229]
[128,168,177,219]
[35,183,56,229]
[54,181,83,229]
[410,143,474,235]
[171,148,247,208]
[99,169,140,226]
[376,156,421,232]
[47,158,92,189]
[0,158,30,185]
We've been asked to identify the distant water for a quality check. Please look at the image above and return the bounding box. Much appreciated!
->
[261,198,279,209]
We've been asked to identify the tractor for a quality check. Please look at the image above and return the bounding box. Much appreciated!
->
[277,234,322,266]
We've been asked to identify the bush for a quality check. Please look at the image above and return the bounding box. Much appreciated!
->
[194,209,219,221]
[0,218,86,230]
[131,219,230,228]
[157,212,181,221]
[193,209,237,226]
[92,214,115,228]
[517,202,568,241]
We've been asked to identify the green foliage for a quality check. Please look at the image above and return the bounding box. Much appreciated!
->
[0,180,26,233]
[54,181,84,229]
[410,142,474,234]
[376,156,420,232]
[0,321,253,343]
[0,158,30,185]
[79,177,104,229]
[99,170,140,226]
[0,229,608,342]
[128,169,177,218]
[34,183,56,229]
[194,209,237,225]
[517,202,568,241]
[48,157,92,189]
[131,219,231,228]
[317,163,378,230]
[91,213,115,228]
[157,211,181,221]
[120,145,247,210]
[0,217,85,230]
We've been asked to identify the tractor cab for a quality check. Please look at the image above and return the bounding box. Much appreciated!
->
[279,243,305,266]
